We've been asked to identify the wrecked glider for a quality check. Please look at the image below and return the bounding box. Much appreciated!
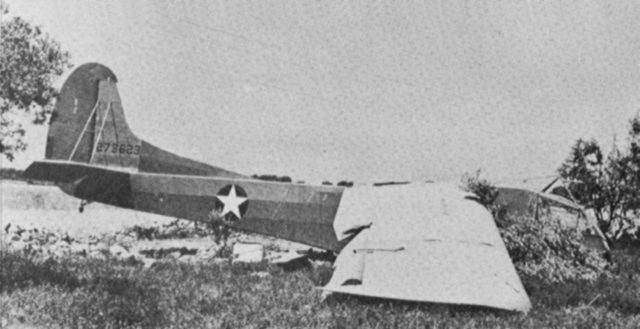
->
[24,63,532,312]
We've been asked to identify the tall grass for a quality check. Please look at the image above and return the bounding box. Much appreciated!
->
[2,250,640,328]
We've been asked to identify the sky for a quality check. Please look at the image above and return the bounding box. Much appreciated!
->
[4,0,640,185]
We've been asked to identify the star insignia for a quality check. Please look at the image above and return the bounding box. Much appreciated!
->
[214,184,249,221]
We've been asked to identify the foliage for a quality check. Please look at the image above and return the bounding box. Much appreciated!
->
[460,170,504,221]
[0,9,72,160]
[559,116,640,239]
[461,170,608,282]
[0,167,22,180]
[460,170,498,205]
[2,249,640,328]
[500,216,608,283]
[336,180,354,187]
[251,174,293,183]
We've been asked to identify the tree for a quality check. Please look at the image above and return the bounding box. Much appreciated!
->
[336,180,353,188]
[0,7,72,160]
[559,116,640,240]
[250,174,292,183]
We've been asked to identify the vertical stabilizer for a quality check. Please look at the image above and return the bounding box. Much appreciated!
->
[44,62,243,178]
[47,63,141,170]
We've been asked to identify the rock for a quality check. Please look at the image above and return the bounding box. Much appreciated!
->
[141,258,157,268]
[87,236,100,245]
[109,244,128,256]
[311,260,333,269]
[49,242,70,258]
[88,250,107,260]
[20,231,32,242]
[251,271,270,279]
[232,243,264,263]
[69,243,89,256]
[90,242,109,252]
[46,233,59,245]
[201,283,222,299]
[198,245,221,259]
[119,250,136,260]
[179,254,197,263]
[212,257,229,265]
[9,240,26,251]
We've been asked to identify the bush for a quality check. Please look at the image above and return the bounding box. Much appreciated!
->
[461,170,608,283]
[460,170,505,221]
[500,215,608,283]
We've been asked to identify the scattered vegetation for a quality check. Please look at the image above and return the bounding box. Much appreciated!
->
[1,249,640,328]
[462,171,609,283]
[123,219,212,241]
[559,115,640,242]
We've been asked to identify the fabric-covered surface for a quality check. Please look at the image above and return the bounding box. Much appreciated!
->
[326,182,531,312]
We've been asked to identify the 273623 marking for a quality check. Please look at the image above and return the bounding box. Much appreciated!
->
[96,142,140,155]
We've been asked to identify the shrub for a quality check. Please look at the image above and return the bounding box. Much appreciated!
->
[460,170,505,221]
[461,170,608,283]
[500,215,608,282]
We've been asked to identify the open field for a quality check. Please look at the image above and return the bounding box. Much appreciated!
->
[2,250,640,328]
[2,181,176,237]
[2,181,640,328]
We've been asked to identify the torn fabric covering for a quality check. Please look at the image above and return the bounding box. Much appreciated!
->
[325,182,531,313]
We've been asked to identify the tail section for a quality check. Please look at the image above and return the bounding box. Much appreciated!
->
[46,63,140,169]
[44,63,243,178]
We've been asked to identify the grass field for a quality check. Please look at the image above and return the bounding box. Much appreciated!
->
[1,248,640,329]
[3,182,640,328]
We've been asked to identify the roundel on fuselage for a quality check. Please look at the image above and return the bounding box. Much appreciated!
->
[213,184,249,221]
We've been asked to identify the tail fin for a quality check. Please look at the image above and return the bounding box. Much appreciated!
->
[47,63,140,169]
[44,63,243,178]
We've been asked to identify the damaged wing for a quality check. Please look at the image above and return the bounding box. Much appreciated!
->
[324,183,531,313]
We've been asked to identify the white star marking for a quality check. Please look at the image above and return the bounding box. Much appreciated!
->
[216,185,248,219]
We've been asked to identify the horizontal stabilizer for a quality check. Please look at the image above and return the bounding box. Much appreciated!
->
[23,160,135,209]
[24,160,126,184]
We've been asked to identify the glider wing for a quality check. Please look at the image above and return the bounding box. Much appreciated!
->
[324,183,531,312]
